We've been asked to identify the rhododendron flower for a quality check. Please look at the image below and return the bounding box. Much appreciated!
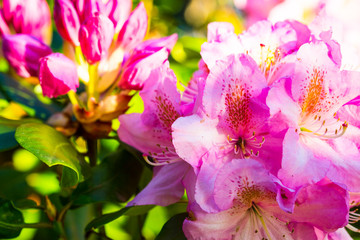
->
[2,34,52,78]
[1,0,52,44]
[201,20,310,86]
[39,53,79,98]
[118,64,191,206]
[183,160,349,240]
[267,40,360,190]
[173,53,283,212]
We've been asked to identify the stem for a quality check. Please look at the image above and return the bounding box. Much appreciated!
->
[75,46,86,66]
[67,90,86,109]
[87,139,98,167]
[57,201,73,223]
[88,63,99,102]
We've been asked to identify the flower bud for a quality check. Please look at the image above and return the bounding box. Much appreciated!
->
[117,2,148,52]
[54,0,81,46]
[119,34,178,90]
[83,0,106,21]
[79,13,114,64]
[39,53,79,98]
[105,0,132,34]
[2,34,52,78]
[3,0,52,44]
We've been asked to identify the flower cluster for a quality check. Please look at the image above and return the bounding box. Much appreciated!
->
[119,14,360,240]
[2,0,177,138]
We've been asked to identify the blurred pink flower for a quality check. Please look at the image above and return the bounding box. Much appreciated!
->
[1,0,52,44]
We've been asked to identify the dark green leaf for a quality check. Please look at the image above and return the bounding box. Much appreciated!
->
[0,199,24,238]
[0,73,61,120]
[0,117,41,151]
[15,123,90,187]
[0,168,31,200]
[155,212,188,240]
[71,147,143,205]
[12,199,38,209]
[85,205,154,231]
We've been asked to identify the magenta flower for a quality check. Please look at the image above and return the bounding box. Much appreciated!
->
[54,0,81,46]
[118,64,191,206]
[39,53,79,98]
[2,34,52,78]
[183,159,349,239]
[79,13,115,65]
[267,40,360,190]
[172,53,283,212]
[1,0,51,44]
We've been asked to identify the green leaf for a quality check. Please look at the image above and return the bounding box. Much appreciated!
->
[85,205,154,232]
[15,123,90,187]
[155,212,188,240]
[0,73,61,120]
[0,168,31,200]
[0,117,41,151]
[71,147,143,206]
[0,199,24,238]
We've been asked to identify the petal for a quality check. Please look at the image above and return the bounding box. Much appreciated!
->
[79,13,114,64]
[54,0,81,46]
[207,22,235,42]
[39,53,79,98]
[278,129,330,188]
[128,161,190,206]
[117,2,148,52]
[105,0,132,34]
[172,115,222,168]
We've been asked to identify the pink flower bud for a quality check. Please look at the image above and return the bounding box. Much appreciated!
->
[105,0,132,34]
[39,53,79,98]
[3,0,52,44]
[79,13,114,64]
[54,0,81,46]
[117,2,148,52]
[2,34,52,78]
[119,34,178,90]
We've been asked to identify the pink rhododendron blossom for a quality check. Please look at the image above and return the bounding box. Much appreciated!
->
[2,34,52,78]
[79,13,114,64]
[173,53,283,212]
[118,64,191,206]
[267,40,360,190]
[183,160,349,240]
[39,53,79,98]
[2,0,52,44]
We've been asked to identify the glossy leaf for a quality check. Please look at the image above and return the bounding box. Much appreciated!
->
[15,122,90,187]
[85,205,154,231]
[0,117,41,151]
[155,212,188,240]
[0,198,24,238]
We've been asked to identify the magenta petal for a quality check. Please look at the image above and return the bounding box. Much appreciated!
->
[39,53,79,98]
[105,0,132,34]
[2,34,52,78]
[128,162,190,206]
[54,0,81,46]
[79,13,114,64]
[117,2,148,51]
[207,22,235,42]
[83,0,106,20]
[0,10,10,36]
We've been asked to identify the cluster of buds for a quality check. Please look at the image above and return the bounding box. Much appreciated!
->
[2,0,177,138]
